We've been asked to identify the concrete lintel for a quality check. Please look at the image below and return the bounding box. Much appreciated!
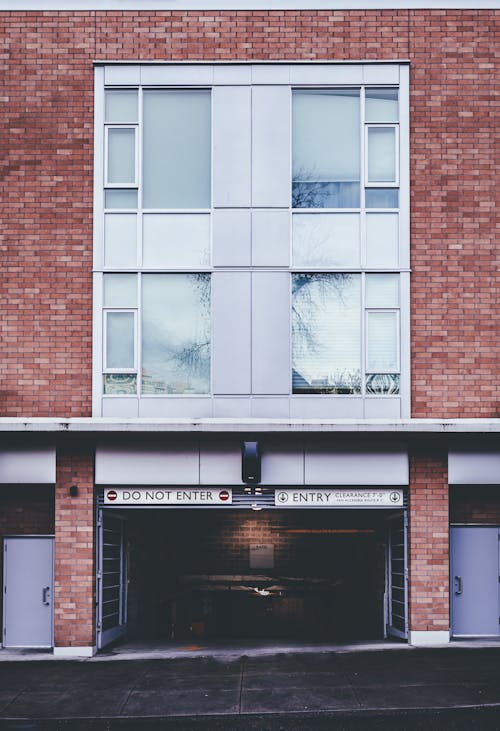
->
[408,631,450,647]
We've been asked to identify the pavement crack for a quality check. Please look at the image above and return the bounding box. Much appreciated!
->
[238,655,246,714]
[117,660,153,716]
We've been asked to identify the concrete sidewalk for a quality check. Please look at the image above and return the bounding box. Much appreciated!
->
[1,646,500,729]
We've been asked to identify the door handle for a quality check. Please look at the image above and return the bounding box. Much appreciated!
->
[454,576,463,595]
[42,586,50,605]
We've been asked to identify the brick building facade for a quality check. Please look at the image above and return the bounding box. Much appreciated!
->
[0,1,498,655]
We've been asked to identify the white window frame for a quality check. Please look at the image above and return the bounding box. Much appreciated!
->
[103,308,138,373]
[365,308,401,375]
[104,125,139,188]
[364,124,400,188]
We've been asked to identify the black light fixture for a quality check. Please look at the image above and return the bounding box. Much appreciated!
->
[69,484,79,497]
[242,441,261,485]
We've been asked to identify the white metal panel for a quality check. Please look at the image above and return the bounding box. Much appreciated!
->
[140,65,214,86]
[261,441,305,485]
[290,64,363,85]
[251,65,290,85]
[0,447,56,484]
[213,65,252,85]
[213,86,251,207]
[3,537,54,648]
[104,65,140,85]
[305,444,409,485]
[95,444,200,485]
[449,451,500,485]
[250,397,291,418]
[213,209,251,266]
[252,86,291,208]
[290,397,364,419]
[102,397,139,418]
[363,64,400,84]
[200,441,241,484]
[252,272,290,395]
[212,272,251,394]
[138,398,213,418]
[252,210,290,267]
[212,398,252,417]
[364,397,401,419]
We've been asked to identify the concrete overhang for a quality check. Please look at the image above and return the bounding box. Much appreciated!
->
[0,418,498,436]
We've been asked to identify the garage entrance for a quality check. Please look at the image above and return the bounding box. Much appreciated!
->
[97,494,407,649]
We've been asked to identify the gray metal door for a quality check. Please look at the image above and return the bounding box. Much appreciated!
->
[386,512,408,639]
[451,526,499,637]
[3,537,54,648]
[97,511,127,649]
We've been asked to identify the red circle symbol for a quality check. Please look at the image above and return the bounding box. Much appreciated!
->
[218,490,230,502]
[107,490,118,502]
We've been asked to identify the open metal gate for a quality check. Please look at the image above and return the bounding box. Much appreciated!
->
[97,511,127,649]
[386,512,408,639]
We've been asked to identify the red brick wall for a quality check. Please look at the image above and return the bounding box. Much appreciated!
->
[54,446,95,648]
[408,451,449,632]
[0,10,497,417]
[0,486,54,625]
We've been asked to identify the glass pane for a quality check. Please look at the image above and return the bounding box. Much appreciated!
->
[293,213,360,267]
[365,188,399,208]
[366,274,399,307]
[366,373,400,395]
[143,214,210,268]
[105,90,138,124]
[292,273,361,394]
[368,127,396,183]
[104,374,137,395]
[104,214,137,268]
[365,213,399,268]
[143,90,211,209]
[105,189,138,209]
[107,128,135,184]
[142,274,210,394]
[106,312,135,369]
[365,88,399,122]
[103,273,137,308]
[293,90,360,208]
[366,311,398,371]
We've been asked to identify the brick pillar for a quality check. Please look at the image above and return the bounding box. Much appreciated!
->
[54,444,95,656]
[408,450,450,646]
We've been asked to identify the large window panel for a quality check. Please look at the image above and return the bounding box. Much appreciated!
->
[142,274,210,394]
[292,273,361,394]
[143,90,211,209]
[292,90,360,208]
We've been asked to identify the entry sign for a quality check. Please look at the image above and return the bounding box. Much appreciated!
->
[104,488,232,505]
[275,489,404,508]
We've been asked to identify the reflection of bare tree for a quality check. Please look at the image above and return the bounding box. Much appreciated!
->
[292,167,360,209]
[292,273,361,394]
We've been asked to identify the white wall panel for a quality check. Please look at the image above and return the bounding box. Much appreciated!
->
[0,447,56,484]
[290,64,363,85]
[213,209,251,266]
[252,86,290,208]
[213,398,252,417]
[200,441,241,484]
[252,272,290,395]
[261,441,304,485]
[213,65,252,85]
[213,86,251,207]
[251,397,290,418]
[449,451,500,485]
[140,65,213,86]
[102,397,139,418]
[290,397,364,419]
[252,210,290,266]
[95,444,199,485]
[305,444,409,485]
[364,397,401,419]
[138,398,213,418]
[212,272,251,394]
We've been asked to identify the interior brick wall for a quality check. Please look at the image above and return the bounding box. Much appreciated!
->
[450,486,500,524]
[0,9,497,418]
[54,446,95,648]
[408,451,449,633]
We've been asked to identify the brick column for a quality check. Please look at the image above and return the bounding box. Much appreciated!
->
[54,444,95,656]
[408,450,450,646]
